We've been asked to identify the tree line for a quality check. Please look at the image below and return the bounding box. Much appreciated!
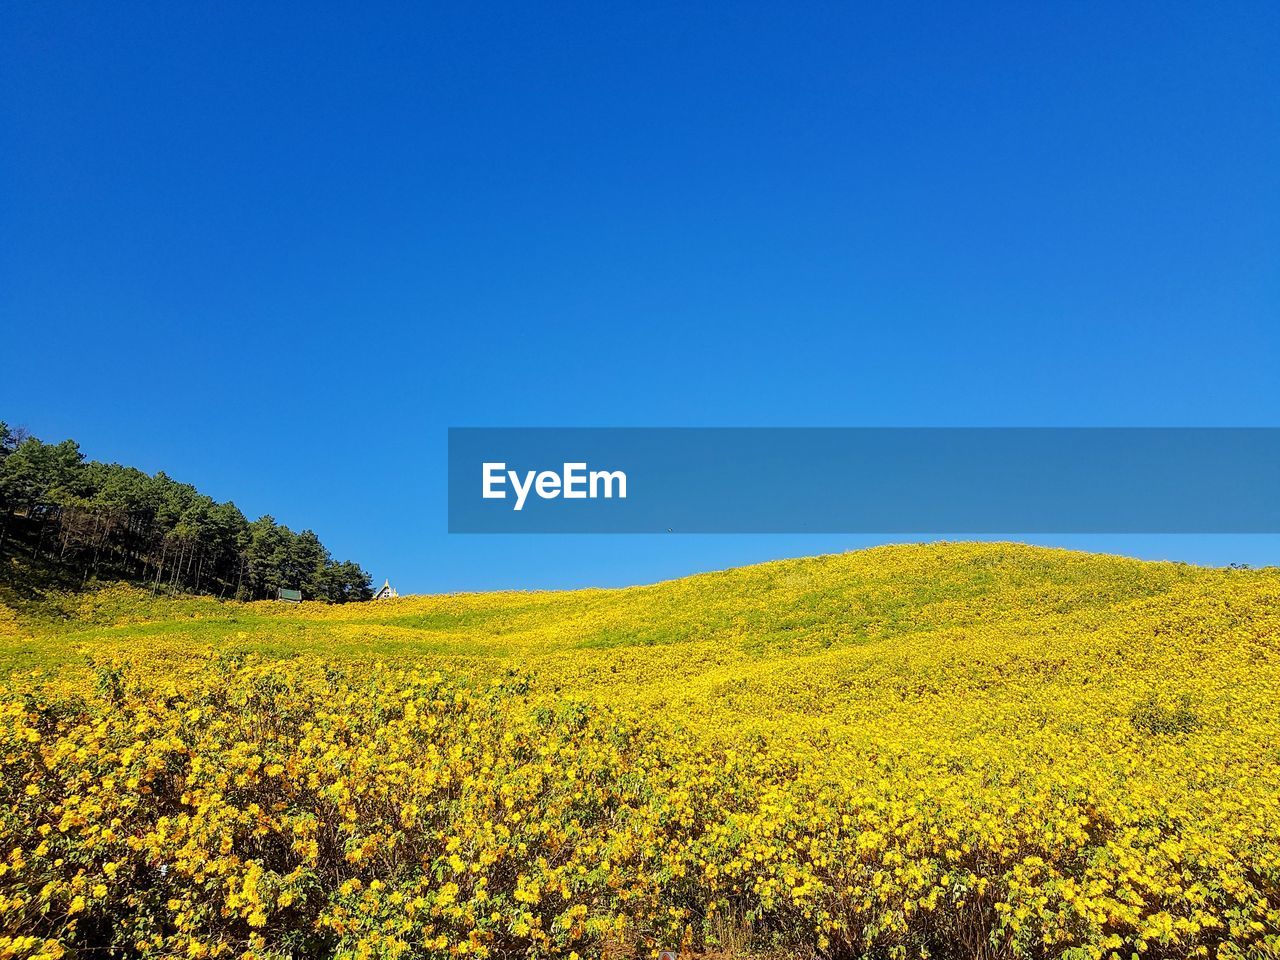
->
[0,422,373,602]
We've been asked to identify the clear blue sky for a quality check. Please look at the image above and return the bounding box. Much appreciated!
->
[2,1,1277,591]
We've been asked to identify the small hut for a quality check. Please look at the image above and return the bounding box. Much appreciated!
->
[373,579,398,600]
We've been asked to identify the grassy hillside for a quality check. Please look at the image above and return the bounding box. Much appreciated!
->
[3,543,1279,959]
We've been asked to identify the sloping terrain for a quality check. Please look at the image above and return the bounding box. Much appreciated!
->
[2,543,1279,958]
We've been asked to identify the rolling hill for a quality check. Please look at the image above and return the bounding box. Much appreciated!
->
[2,542,1279,958]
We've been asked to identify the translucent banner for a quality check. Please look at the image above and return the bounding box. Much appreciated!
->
[447,428,1280,533]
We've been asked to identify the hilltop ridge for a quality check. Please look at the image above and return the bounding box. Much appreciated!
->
[3,541,1275,677]
[5,540,1280,956]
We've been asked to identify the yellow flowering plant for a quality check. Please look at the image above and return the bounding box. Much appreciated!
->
[1,543,1278,958]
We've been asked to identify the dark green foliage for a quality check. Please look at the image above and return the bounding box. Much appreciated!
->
[0,421,372,602]
[1130,691,1202,735]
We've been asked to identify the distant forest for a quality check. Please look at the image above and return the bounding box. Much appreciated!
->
[0,422,373,602]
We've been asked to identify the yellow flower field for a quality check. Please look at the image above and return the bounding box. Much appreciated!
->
[1,543,1279,959]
